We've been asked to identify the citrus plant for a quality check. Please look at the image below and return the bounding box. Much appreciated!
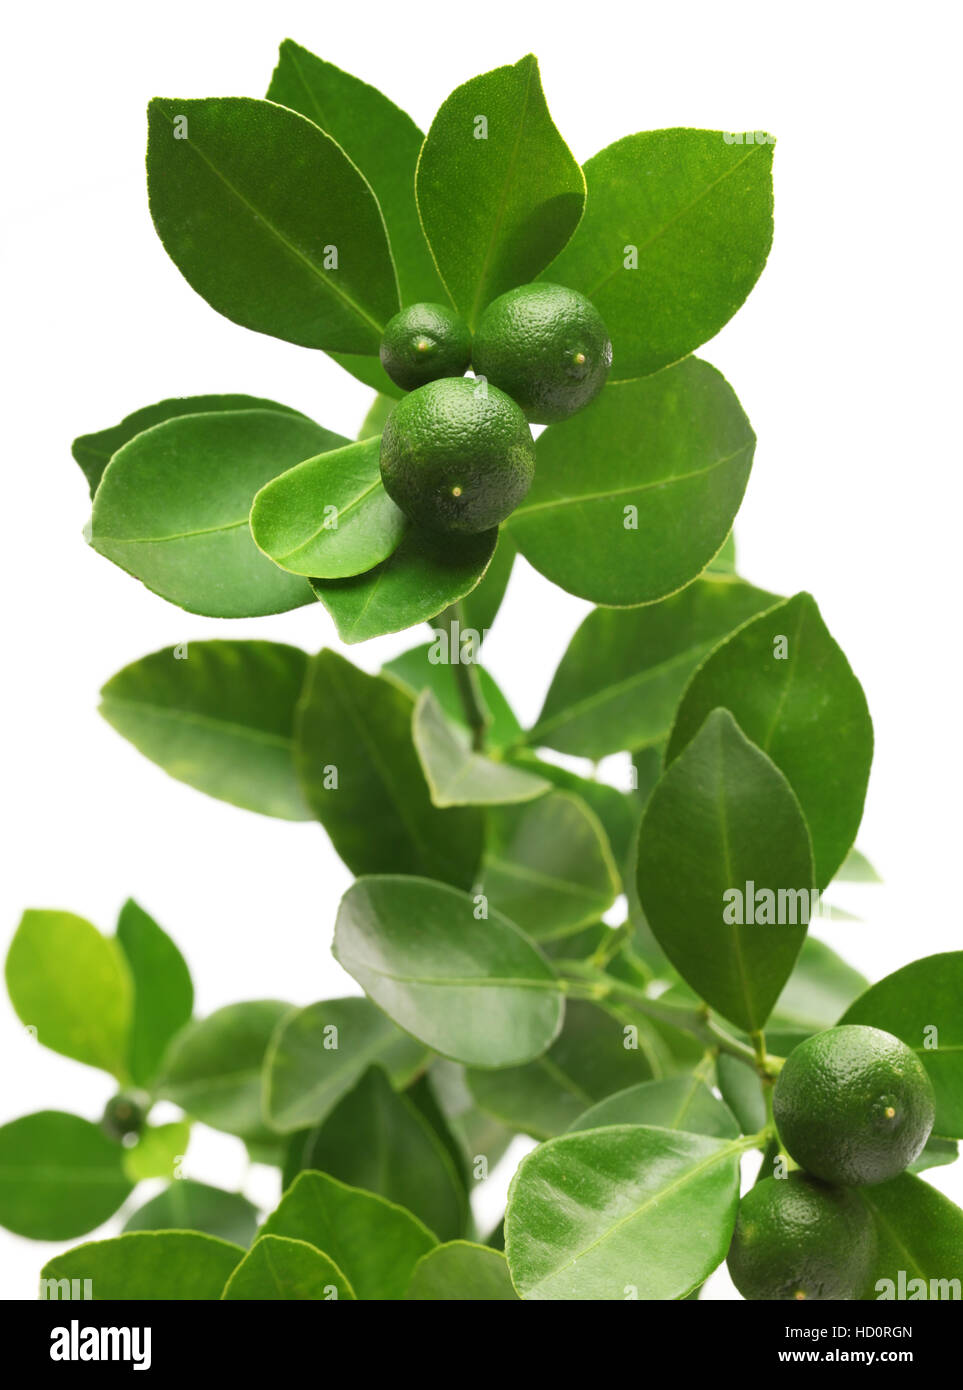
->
[3,41,961,1301]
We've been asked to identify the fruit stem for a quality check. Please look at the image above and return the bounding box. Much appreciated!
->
[446,601,491,751]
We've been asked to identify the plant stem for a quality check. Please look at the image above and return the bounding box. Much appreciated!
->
[446,601,490,751]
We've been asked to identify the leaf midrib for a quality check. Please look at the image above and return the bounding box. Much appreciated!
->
[513,444,750,518]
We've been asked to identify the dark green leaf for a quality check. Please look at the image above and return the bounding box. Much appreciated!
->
[123,1179,259,1246]
[383,643,521,751]
[421,1061,515,1172]
[0,1112,133,1240]
[568,1077,739,1138]
[507,359,755,606]
[909,1135,959,1175]
[431,532,516,641]
[509,755,641,874]
[858,1174,963,1297]
[406,1241,518,1299]
[116,899,193,1087]
[413,690,550,806]
[222,1234,356,1299]
[716,1054,767,1136]
[41,1232,243,1300]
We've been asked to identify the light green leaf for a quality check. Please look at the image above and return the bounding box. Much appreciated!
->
[115,899,193,1087]
[41,1231,244,1300]
[544,128,774,381]
[157,1001,291,1141]
[263,996,428,1134]
[6,911,131,1078]
[507,359,755,606]
[509,755,641,877]
[295,650,482,885]
[222,1234,356,1300]
[840,953,963,1138]
[637,710,814,1033]
[122,1122,191,1184]
[835,846,882,883]
[858,1173,963,1297]
[250,435,406,578]
[383,643,521,751]
[333,875,564,1067]
[568,1077,739,1138]
[0,1112,133,1240]
[708,531,737,573]
[358,393,397,441]
[416,54,584,328]
[260,1170,436,1300]
[909,1135,959,1175]
[422,1060,515,1171]
[480,792,620,941]
[506,1125,745,1299]
[147,96,398,352]
[529,576,778,758]
[769,936,868,1035]
[90,410,341,617]
[406,1241,518,1300]
[100,640,311,821]
[123,1179,259,1246]
[413,689,550,807]
[667,592,873,888]
[312,525,498,643]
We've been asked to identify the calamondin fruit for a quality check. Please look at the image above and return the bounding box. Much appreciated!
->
[379,303,473,392]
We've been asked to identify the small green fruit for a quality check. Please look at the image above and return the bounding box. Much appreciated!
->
[101,1091,148,1141]
[379,303,472,391]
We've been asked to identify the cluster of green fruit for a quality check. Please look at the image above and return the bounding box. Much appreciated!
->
[728,1024,936,1300]
[377,283,612,534]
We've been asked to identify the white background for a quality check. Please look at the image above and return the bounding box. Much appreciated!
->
[2,0,960,1300]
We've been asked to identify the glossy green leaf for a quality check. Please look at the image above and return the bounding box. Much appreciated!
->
[222,1235,355,1300]
[123,1179,259,1246]
[263,996,428,1134]
[716,1054,767,1136]
[858,1174,963,1297]
[261,1171,435,1300]
[72,394,309,498]
[333,875,564,1067]
[295,650,481,885]
[289,1068,467,1241]
[480,792,620,941]
[507,359,755,606]
[433,532,516,641]
[115,899,193,1087]
[250,435,406,578]
[41,1232,243,1300]
[90,410,341,617]
[312,525,498,643]
[383,644,521,751]
[708,531,737,573]
[668,593,873,888]
[358,393,397,441]
[769,936,868,1035]
[909,1135,959,1175]
[510,755,641,875]
[467,1000,654,1139]
[147,96,398,352]
[122,1122,191,1184]
[840,952,963,1138]
[416,55,584,328]
[6,911,131,1078]
[0,1112,133,1240]
[413,690,550,807]
[267,41,444,307]
[568,1077,739,1138]
[637,710,814,1033]
[529,576,778,759]
[157,1001,291,1141]
[506,1125,744,1299]
[544,128,774,381]
[406,1241,518,1300]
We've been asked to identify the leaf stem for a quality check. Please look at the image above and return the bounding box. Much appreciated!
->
[446,602,490,752]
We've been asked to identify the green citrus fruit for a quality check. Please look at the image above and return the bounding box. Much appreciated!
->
[773,1024,935,1186]
[727,1173,875,1301]
[379,303,472,391]
[380,377,535,534]
[101,1092,147,1141]
[471,282,613,423]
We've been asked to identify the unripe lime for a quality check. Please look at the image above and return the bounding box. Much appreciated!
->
[101,1091,147,1141]
[379,303,472,391]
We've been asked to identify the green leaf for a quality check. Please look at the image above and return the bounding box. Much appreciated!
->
[510,755,641,875]
[115,899,193,1087]
[41,1232,244,1300]
[637,710,814,1033]
[433,532,516,640]
[383,644,521,751]
[568,1077,740,1138]
[667,593,873,888]
[716,1054,767,1136]
[421,1060,515,1172]
[835,846,882,883]
[413,690,550,807]
[250,435,406,579]
[122,1122,191,1183]
[529,576,778,759]
[333,875,564,1067]
[507,359,755,606]
[858,1173,963,1297]
[261,1170,435,1299]
[289,1068,467,1241]
[909,1135,959,1175]
[840,952,963,1138]
[708,531,737,573]
[6,911,131,1078]
[358,393,397,441]
[406,1241,518,1300]
[72,394,310,498]
[416,55,584,328]
[147,96,398,352]
[267,41,444,307]
[263,996,428,1134]
[295,650,481,885]
[157,1001,291,1141]
[222,1234,356,1300]
[0,1112,133,1240]
[123,1179,259,1246]
[480,792,619,941]
[312,525,498,642]
[467,1000,654,1139]
[544,128,774,381]
[90,410,341,617]
[100,640,311,821]
[769,936,868,1035]
[505,1125,744,1299]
